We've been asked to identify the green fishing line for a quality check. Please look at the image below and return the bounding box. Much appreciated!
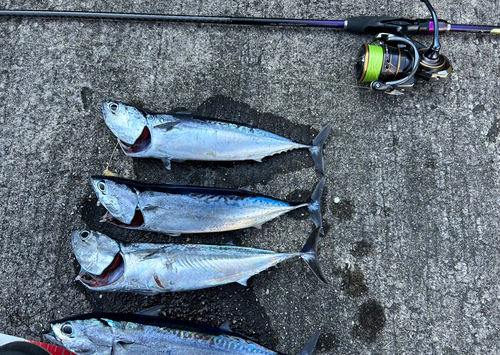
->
[362,45,384,82]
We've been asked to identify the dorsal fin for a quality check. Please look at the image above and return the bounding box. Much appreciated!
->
[219,320,232,332]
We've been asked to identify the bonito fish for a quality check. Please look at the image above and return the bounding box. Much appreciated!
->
[72,228,327,295]
[45,312,321,355]
[102,101,333,174]
[91,176,325,236]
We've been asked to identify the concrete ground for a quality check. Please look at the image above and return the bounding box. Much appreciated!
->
[0,0,499,354]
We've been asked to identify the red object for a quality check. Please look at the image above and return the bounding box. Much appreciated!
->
[29,341,76,355]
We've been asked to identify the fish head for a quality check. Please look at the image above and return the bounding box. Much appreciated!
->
[47,318,113,355]
[90,176,139,225]
[102,101,151,154]
[72,230,125,291]
[72,230,120,275]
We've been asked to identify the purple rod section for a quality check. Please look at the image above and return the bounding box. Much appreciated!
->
[450,24,500,33]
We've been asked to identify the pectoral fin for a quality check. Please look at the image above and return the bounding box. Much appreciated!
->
[153,120,181,131]
[143,248,166,260]
[161,158,172,170]
[142,205,160,212]
[136,305,164,316]
[114,340,135,353]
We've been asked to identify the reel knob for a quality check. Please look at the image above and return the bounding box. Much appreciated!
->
[417,50,453,81]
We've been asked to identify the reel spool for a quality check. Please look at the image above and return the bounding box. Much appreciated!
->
[354,0,453,95]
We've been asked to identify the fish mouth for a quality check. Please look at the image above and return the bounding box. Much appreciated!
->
[119,126,151,154]
[77,253,125,288]
[101,209,145,229]
[44,330,62,346]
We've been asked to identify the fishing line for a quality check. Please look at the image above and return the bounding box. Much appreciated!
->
[104,141,119,177]
[0,38,370,91]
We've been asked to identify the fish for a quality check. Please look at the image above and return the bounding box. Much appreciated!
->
[72,228,327,295]
[45,312,321,355]
[102,101,333,174]
[90,176,325,236]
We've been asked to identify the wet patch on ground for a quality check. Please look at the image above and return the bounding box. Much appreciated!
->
[334,264,368,298]
[351,240,372,258]
[317,331,340,352]
[486,119,500,143]
[80,87,94,111]
[371,202,392,217]
[131,95,326,188]
[425,157,438,169]
[331,199,356,221]
[352,299,386,343]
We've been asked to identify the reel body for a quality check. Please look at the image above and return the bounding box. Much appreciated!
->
[355,35,452,95]
[354,0,453,95]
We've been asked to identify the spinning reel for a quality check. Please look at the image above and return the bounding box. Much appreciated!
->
[354,0,453,95]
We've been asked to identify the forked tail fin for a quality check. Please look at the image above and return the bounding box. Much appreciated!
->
[297,330,321,355]
[307,178,325,234]
[300,227,328,284]
[309,122,333,175]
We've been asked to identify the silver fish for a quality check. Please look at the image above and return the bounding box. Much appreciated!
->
[45,312,321,355]
[72,228,327,295]
[102,101,333,174]
[91,176,325,236]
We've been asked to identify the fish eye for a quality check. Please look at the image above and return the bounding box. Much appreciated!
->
[109,102,119,113]
[61,322,73,335]
[97,180,106,192]
[80,230,89,239]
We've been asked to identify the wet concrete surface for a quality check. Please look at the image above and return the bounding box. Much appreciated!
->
[0,0,500,354]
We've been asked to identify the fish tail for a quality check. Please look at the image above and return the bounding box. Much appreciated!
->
[300,227,328,284]
[307,178,325,234]
[296,330,322,355]
[308,122,333,175]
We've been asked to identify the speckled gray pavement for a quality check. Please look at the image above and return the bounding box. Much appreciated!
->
[1,0,499,354]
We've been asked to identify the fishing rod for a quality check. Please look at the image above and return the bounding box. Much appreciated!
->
[1,1,499,95]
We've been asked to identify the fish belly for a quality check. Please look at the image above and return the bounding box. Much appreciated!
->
[139,191,295,234]
[152,121,306,161]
